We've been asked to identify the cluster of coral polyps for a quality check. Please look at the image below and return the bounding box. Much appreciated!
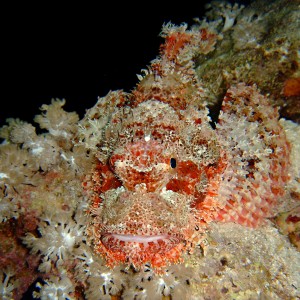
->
[1,0,300,299]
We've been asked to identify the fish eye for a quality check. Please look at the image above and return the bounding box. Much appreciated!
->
[170,157,176,168]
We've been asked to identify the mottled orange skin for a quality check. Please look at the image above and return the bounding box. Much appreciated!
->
[284,77,300,97]
[83,26,291,271]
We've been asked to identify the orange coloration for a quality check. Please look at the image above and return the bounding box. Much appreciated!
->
[161,32,192,61]
[194,118,202,124]
[111,140,170,192]
[94,163,122,193]
[283,77,300,97]
[178,161,200,179]
[96,235,185,271]
[166,160,204,196]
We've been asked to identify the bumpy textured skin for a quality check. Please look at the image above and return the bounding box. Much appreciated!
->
[81,24,291,271]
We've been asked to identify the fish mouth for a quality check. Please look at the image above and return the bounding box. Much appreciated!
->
[101,233,180,250]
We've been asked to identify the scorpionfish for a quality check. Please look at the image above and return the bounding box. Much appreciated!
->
[81,23,291,271]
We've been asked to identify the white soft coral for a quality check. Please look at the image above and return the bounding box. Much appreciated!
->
[34,99,79,139]
[74,246,126,300]
[206,1,245,32]
[33,271,75,300]
[0,143,39,222]
[23,212,86,272]
[0,267,19,300]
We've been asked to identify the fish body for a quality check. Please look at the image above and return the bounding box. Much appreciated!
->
[82,23,291,271]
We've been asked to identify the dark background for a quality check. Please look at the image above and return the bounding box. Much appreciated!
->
[1,1,252,129]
